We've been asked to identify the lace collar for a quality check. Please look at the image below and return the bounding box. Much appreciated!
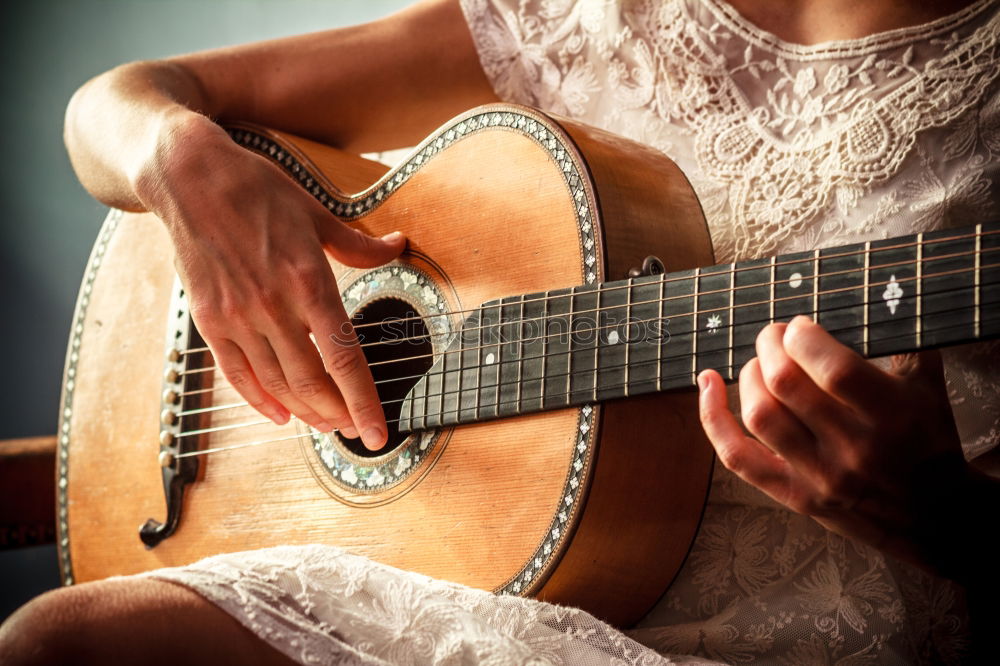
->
[700,0,999,60]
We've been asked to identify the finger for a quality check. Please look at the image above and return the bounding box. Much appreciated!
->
[316,219,407,268]
[698,369,789,488]
[699,369,829,516]
[755,321,854,438]
[311,303,388,451]
[236,332,335,433]
[738,358,816,462]
[207,338,290,426]
[782,315,896,414]
[263,319,357,436]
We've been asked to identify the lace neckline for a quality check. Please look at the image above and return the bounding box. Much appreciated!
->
[702,0,998,60]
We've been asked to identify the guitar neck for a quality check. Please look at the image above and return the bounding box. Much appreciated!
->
[399,222,1000,432]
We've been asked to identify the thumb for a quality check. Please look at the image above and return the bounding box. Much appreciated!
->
[889,349,945,384]
[316,219,407,268]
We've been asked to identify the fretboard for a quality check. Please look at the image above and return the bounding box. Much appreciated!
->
[398,222,1000,433]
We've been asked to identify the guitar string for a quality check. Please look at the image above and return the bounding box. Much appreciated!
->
[177,226,1000,357]
[178,240,1000,363]
[181,304,999,428]
[170,278,998,432]
[177,271,996,418]
[173,311,1000,460]
[178,254,1000,406]
[388,313,1000,426]
[175,256,1000,385]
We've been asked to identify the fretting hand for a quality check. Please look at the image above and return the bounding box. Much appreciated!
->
[697,314,980,577]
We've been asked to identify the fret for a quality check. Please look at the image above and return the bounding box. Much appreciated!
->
[817,241,866,354]
[421,335,445,428]
[569,284,599,404]
[921,227,977,348]
[693,263,732,377]
[478,299,502,419]
[516,294,526,413]
[863,242,870,356]
[593,285,601,401]
[916,233,923,348]
[867,236,918,357]
[624,279,632,396]
[440,317,463,426]
[727,264,735,380]
[565,286,575,405]
[982,223,1000,337]
[975,225,981,339]
[456,310,473,423]
[540,291,549,404]
[732,257,772,372]
[519,291,546,413]
[769,256,776,325]
[659,269,696,390]
[657,273,665,391]
[690,268,699,384]
[812,249,820,321]
[627,273,663,395]
[496,295,522,418]
[773,250,815,323]
[544,286,572,410]
[596,280,628,402]
[475,307,483,421]
[413,354,428,431]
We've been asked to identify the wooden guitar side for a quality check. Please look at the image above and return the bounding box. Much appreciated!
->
[59,104,715,627]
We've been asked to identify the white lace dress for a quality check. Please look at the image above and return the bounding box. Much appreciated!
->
[143,1,1000,663]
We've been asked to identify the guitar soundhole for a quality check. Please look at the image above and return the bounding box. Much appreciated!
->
[338,297,434,458]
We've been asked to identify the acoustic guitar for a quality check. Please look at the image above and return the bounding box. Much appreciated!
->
[56,103,999,627]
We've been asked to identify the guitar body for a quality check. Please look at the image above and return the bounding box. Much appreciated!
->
[58,104,716,627]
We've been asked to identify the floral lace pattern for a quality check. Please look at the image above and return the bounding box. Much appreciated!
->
[146,2,1000,665]
[144,546,721,666]
[460,0,999,662]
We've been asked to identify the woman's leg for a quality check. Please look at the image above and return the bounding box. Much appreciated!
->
[0,577,298,666]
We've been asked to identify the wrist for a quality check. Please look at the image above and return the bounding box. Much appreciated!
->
[131,109,233,221]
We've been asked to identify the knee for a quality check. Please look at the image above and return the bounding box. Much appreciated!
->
[0,584,98,665]
[0,577,295,666]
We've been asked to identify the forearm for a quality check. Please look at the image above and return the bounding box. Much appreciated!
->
[63,0,496,215]
[63,61,226,212]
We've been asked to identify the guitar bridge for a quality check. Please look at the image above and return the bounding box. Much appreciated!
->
[139,279,208,548]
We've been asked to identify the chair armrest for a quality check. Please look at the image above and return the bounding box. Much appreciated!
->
[0,436,56,548]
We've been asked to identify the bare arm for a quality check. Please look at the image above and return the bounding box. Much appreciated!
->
[64,0,498,448]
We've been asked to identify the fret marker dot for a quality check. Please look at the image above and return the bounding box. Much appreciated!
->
[789,272,803,289]
[608,330,620,345]
[485,352,496,365]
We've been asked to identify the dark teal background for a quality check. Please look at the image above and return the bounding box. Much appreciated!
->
[0,0,411,622]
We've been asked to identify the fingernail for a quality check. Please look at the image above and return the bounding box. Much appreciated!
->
[381,231,404,242]
[316,421,334,433]
[268,408,291,425]
[361,427,385,450]
[697,372,709,393]
[340,425,359,439]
